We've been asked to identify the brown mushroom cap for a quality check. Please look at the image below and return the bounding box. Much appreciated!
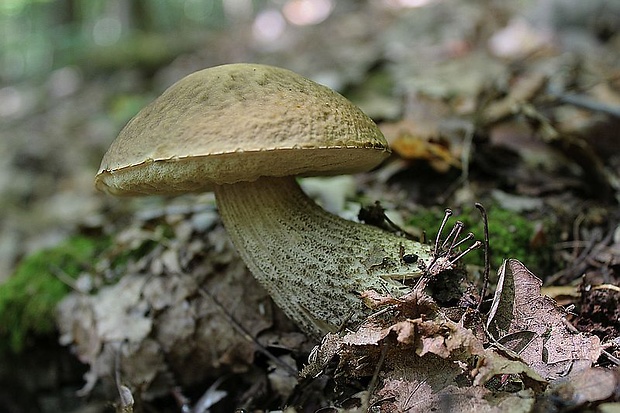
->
[95,63,390,196]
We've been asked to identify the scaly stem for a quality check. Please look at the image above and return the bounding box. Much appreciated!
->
[214,176,432,338]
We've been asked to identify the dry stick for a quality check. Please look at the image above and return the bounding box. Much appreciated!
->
[367,340,388,400]
[50,265,81,291]
[475,203,490,312]
[601,349,620,366]
[437,122,474,205]
[170,387,191,413]
[549,92,620,118]
[571,213,586,261]
[383,213,419,241]
[547,229,610,285]
[360,201,419,241]
[197,286,299,377]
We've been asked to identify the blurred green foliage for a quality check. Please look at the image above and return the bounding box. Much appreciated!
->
[108,93,152,125]
[0,0,258,82]
[0,234,109,353]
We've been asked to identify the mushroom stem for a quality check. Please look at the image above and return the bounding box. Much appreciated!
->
[214,176,432,338]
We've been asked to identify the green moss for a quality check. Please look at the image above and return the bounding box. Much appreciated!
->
[407,206,554,275]
[0,235,110,353]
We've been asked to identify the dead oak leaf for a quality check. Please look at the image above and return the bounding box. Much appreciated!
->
[380,119,462,173]
[486,259,602,380]
[302,289,548,412]
[376,377,536,413]
[540,367,620,410]
[351,290,482,360]
[301,292,463,379]
[361,288,440,321]
[473,349,545,388]
[375,349,540,413]
[360,289,404,309]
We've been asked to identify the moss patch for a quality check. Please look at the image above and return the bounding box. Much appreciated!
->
[407,205,555,275]
[0,235,110,354]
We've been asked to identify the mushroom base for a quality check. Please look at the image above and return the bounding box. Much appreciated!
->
[214,176,432,338]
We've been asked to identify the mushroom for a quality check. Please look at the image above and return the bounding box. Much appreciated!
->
[95,63,432,339]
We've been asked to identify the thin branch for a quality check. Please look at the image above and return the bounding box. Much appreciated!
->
[475,203,490,312]
[197,286,299,377]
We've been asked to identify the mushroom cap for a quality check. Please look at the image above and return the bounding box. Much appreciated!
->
[95,63,390,195]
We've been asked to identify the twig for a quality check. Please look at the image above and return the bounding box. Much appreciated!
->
[437,123,474,205]
[475,203,491,311]
[367,340,388,399]
[549,92,620,118]
[196,286,299,377]
[547,228,611,285]
[602,349,620,366]
[50,265,81,292]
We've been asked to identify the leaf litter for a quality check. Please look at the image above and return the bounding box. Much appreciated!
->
[486,259,601,380]
[53,198,610,412]
[3,0,618,410]
[57,203,307,406]
[302,282,543,412]
[300,253,607,412]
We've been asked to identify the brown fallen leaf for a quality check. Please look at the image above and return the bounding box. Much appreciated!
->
[486,259,602,380]
[536,367,620,412]
[380,119,462,173]
[472,348,545,388]
[57,221,278,399]
[302,289,547,412]
[376,375,536,413]
[480,71,548,126]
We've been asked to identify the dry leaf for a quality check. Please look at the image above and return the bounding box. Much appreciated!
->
[376,377,536,413]
[57,220,277,398]
[91,275,152,343]
[486,259,602,379]
[481,71,548,125]
[540,367,619,410]
[382,119,462,173]
[360,289,403,309]
[303,288,547,413]
[473,348,545,387]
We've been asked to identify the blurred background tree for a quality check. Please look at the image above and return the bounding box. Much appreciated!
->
[0,0,239,82]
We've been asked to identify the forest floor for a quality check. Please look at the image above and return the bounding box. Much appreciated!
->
[1,0,619,412]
